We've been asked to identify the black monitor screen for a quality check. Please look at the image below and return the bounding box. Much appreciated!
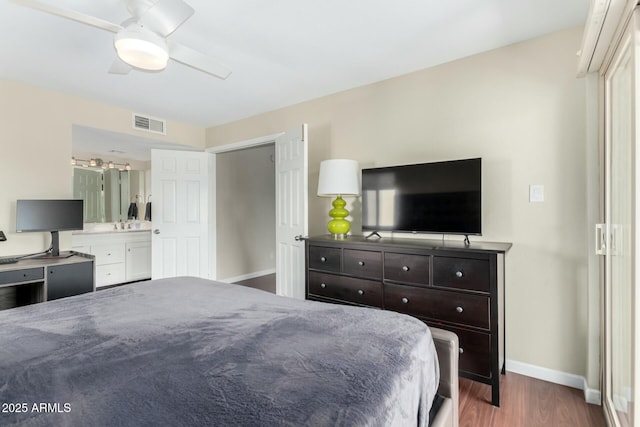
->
[361,158,481,235]
[16,199,84,233]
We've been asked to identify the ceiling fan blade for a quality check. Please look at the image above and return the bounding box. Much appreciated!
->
[138,0,194,37]
[9,0,122,33]
[168,42,231,80]
[108,57,132,75]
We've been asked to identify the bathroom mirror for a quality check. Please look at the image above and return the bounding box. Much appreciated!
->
[71,124,199,224]
[73,167,148,223]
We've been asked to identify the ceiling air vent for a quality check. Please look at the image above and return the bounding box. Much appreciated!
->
[132,113,166,135]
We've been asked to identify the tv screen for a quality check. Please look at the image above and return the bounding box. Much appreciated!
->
[361,158,481,235]
[16,199,84,233]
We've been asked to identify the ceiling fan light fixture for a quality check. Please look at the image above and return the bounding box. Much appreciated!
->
[115,25,169,71]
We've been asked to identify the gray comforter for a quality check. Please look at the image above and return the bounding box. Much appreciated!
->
[0,277,439,426]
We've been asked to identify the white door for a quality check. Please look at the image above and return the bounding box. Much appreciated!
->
[275,125,308,299]
[151,149,210,279]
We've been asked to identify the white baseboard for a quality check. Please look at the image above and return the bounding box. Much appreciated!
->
[506,359,601,405]
[221,268,276,284]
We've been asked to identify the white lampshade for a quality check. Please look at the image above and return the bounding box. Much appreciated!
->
[114,24,169,71]
[317,159,360,196]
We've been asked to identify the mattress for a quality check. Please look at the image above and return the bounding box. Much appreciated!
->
[0,276,439,426]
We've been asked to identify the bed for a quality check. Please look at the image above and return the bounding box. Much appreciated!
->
[0,277,458,426]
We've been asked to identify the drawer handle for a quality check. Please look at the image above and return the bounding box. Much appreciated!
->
[401,297,409,304]
[402,265,410,272]
[455,271,463,278]
[456,306,464,313]
[320,283,326,289]
[358,261,365,266]
[357,289,364,295]
[459,348,464,354]
[320,256,327,262]
[107,253,112,256]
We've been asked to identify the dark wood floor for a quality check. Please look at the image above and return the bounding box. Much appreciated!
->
[233,273,276,293]
[235,274,606,426]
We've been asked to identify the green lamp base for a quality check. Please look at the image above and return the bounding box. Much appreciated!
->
[327,195,350,239]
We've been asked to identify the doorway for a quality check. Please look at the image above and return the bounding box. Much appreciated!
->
[207,125,308,299]
[216,144,276,288]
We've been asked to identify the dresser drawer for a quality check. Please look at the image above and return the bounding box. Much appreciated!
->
[428,323,492,378]
[92,244,126,265]
[384,252,430,286]
[308,246,341,273]
[384,283,489,329]
[343,249,382,279]
[308,271,383,307]
[0,268,44,285]
[433,256,490,293]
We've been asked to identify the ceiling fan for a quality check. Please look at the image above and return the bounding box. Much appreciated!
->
[10,0,231,79]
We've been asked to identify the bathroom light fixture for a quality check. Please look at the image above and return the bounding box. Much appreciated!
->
[71,157,133,171]
[114,24,169,71]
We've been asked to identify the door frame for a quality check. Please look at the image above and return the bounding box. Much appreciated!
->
[599,7,639,427]
[206,131,285,283]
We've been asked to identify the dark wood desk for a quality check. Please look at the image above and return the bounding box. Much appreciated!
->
[0,252,95,310]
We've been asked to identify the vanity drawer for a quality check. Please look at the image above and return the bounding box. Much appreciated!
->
[308,246,341,273]
[343,249,382,279]
[428,323,492,378]
[92,244,126,265]
[0,268,44,285]
[308,271,383,308]
[433,256,490,293]
[96,263,126,287]
[384,283,489,329]
[384,252,430,286]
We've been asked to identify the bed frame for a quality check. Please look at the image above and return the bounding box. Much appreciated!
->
[430,327,459,427]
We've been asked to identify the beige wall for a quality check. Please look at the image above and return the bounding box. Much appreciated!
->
[216,144,276,280]
[0,79,205,256]
[206,27,589,378]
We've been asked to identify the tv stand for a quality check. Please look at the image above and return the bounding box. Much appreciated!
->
[364,231,382,240]
[305,235,511,406]
[463,235,470,246]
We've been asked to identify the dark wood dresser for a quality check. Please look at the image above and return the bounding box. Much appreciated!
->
[305,235,511,406]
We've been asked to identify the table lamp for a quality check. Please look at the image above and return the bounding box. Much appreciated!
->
[317,159,360,238]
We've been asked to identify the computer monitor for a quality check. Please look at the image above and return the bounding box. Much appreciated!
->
[16,199,84,257]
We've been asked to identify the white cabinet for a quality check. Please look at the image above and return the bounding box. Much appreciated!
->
[72,231,151,288]
[126,240,152,282]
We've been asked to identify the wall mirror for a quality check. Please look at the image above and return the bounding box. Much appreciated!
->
[72,124,198,224]
[73,167,147,223]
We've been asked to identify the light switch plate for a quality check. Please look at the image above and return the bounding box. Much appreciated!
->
[529,185,544,203]
[0,231,6,241]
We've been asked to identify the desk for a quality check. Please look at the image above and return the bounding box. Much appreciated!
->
[0,252,95,310]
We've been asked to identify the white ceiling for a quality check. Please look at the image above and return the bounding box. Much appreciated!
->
[3,0,591,162]
[1,0,590,131]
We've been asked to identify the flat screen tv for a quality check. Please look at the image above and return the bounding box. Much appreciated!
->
[16,199,84,257]
[361,158,481,236]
